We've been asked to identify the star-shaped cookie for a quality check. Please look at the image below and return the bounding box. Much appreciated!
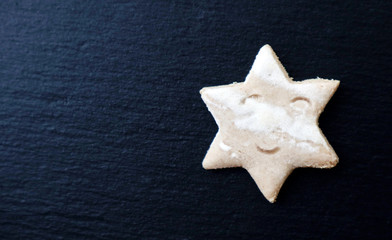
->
[200,45,339,203]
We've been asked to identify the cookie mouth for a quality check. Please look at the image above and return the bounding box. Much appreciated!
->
[256,145,280,154]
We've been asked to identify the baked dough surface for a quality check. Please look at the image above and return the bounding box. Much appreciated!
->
[200,45,339,203]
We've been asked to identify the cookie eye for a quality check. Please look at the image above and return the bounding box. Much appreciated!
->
[248,94,262,100]
[240,94,262,104]
[290,97,310,111]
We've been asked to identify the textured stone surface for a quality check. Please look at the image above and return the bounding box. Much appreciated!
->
[0,0,391,239]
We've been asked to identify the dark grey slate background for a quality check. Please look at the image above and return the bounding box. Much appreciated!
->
[0,0,391,239]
